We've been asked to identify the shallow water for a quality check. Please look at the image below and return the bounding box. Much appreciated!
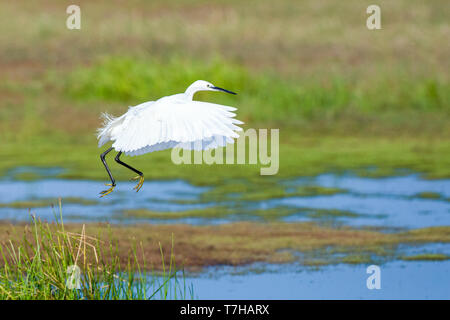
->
[0,168,449,229]
[187,259,450,299]
[182,242,450,299]
[275,173,450,228]
[277,193,450,228]
[291,173,450,198]
[0,177,210,223]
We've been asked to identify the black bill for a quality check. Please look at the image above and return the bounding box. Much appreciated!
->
[212,86,237,95]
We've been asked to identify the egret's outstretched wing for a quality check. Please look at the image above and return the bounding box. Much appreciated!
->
[109,100,243,156]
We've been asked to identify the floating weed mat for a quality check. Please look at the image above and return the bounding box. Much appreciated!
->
[0,200,192,300]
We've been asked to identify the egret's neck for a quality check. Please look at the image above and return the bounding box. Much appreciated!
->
[184,85,200,100]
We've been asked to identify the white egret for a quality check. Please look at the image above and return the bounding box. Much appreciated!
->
[97,80,243,197]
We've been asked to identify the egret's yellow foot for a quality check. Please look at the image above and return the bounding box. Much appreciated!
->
[131,175,144,192]
[99,184,115,198]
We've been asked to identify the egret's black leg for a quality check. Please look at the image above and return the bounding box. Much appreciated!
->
[99,147,116,197]
[115,152,145,192]
[114,152,143,176]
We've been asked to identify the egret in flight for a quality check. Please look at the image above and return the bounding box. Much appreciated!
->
[97,80,243,197]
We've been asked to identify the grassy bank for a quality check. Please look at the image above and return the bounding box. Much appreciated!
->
[2,220,449,272]
[0,213,191,299]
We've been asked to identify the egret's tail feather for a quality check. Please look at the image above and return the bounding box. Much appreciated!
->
[97,112,124,147]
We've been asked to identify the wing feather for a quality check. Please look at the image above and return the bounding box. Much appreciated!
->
[108,99,243,156]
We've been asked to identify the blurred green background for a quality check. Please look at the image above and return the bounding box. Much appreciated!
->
[0,0,449,183]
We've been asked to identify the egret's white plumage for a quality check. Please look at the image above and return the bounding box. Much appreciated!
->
[97,80,243,197]
[97,80,243,156]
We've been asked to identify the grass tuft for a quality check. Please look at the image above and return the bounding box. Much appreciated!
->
[0,200,191,300]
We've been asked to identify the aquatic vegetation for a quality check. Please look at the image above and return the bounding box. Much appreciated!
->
[11,172,41,181]
[122,206,233,220]
[300,259,330,267]
[198,180,346,202]
[0,209,190,300]
[0,197,98,209]
[1,133,449,188]
[0,1,449,184]
[122,206,298,221]
[292,186,344,197]
[304,209,359,219]
[0,0,449,300]
[399,227,450,242]
[340,254,373,265]
[401,254,449,261]
[1,221,449,271]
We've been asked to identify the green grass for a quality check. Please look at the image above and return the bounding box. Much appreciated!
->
[1,132,449,189]
[415,192,442,200]
[292,186,344,197]
[305,209,359,219]
[0,0,449,299]
[340,254,373,264]
[0,204,192,300]
[0,197,98,209]
[122,206,299,221]
[401,253,449,261]
[2,217,450,272]
[122,206,233,220]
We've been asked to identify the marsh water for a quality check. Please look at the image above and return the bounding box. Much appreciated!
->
[0,167,449,299]
[186,259,450,299]
[1,169,449,229]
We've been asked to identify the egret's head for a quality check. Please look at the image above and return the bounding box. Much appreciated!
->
[186,80,237,96]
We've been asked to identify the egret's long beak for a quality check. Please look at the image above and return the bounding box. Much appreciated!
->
[212,86,237,95]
